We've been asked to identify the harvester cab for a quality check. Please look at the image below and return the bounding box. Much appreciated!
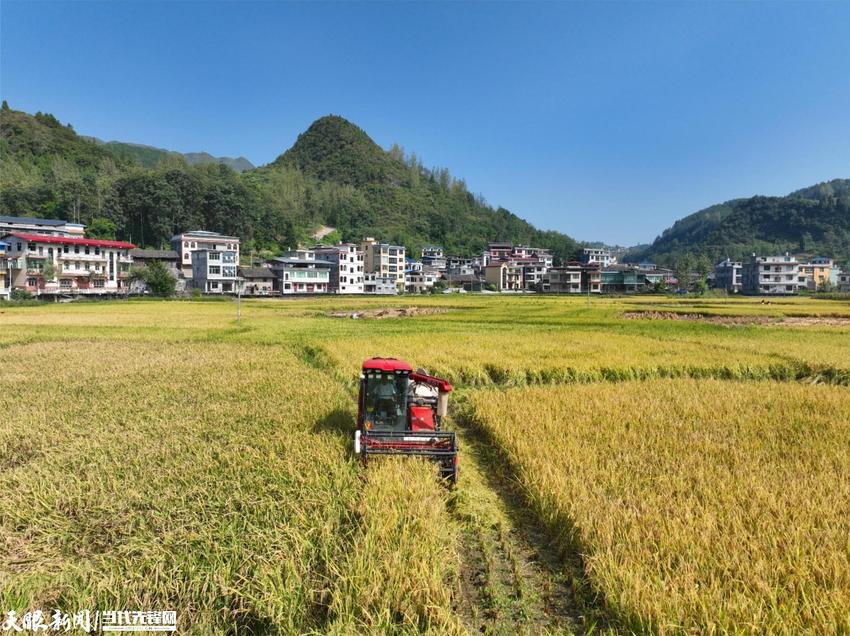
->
[354,357,458,482]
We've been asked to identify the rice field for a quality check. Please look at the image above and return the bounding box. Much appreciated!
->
[463,380,850,634]
[1,294,849,634]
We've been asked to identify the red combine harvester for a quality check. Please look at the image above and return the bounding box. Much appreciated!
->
[354,357,458,482]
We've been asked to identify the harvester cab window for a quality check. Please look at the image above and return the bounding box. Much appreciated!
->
[364,371,408,430]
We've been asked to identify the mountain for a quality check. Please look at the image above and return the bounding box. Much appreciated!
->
[629,180,850,265]
[253,115,578,259]
[83,137,254,172]
[0,105,578,261]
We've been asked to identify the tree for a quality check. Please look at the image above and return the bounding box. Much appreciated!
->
[674,254,694,291]
[86,217,117,240]
[130,260,176,296]
[41,259,57,282]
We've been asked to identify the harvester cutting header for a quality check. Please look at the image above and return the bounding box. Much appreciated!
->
[354,358,458,482]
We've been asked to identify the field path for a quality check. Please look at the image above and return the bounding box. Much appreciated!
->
[447,415,598,635]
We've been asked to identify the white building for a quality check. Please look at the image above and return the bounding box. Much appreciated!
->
[269,253,331,294]
[421,246,447,271]
[2,232,134,296]
[171,230,240,279]
[0,239,9,299]
[314,243,364,294]
[361,238,405,290]
[364,272,398,295]
[582,248,616,267]
[191,248,240,294]
[405,268,439,294]
[742,254,801,295]
[0,216,85,237]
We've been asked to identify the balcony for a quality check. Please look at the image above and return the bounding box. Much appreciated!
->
[61,252,107,262]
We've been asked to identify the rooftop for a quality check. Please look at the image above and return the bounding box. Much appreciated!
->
[2,232,135,250]
[130,248,178,259]
[238,267,275,279]
[171,230,240,240]
[269,257,332,267]
[0,215,85,228]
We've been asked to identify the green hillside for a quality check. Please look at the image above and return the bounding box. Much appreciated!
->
[83,137,255,172]
[630,180,850,265]
[0,105,578,260]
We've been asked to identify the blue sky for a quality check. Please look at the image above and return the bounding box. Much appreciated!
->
[2,1,849,245]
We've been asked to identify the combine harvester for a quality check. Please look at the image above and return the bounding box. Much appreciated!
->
[354,358,458,482]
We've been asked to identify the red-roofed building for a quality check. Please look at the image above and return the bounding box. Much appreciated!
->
[2,232,136,296]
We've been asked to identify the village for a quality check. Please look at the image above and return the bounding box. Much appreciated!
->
[1,214,848,300]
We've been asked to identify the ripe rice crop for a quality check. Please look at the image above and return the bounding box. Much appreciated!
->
[464,379,850,634]
[0,340,459,634]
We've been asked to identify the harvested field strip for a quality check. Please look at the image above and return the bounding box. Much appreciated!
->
[623,310,850,326]
[447,419,597,635]
[462,380,850,635]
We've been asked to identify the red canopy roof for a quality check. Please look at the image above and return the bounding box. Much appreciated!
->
[362,358,413,372]
[3,232,136,250]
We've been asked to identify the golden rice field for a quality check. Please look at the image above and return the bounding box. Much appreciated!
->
[464,380,850,635]
[1,294,849,634]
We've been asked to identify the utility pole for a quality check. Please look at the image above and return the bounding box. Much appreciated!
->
[236,278,244,322]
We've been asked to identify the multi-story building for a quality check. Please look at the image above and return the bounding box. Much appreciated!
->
[314,243,364,294]
[422,246,444,259]
[0,216,85,237]
[405,268,440,294]
[714,259,743,293]
[483,262,523,291]
[446,256,476,276]
[421,246,447,271]
[798,257,834,291]
[2,232,134,296]
[545,264,584,293]
[191,248,239,294]
[481,242,514,266]
[0,240,8,299]
[742,254,801,295]
[582,247,616,267]
[512,246,553,268]
[364,272,398,295]
[522,263,549,290]
[238,267,275,295]
[171,231,240,279]
[838,269,850,292]
[269,253,331,294]
[582,264,603,293]
[361,238,405,290]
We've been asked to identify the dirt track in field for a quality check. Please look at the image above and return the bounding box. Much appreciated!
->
[327,307,448,319]
[448,414,602,635]
[622,311,850,327]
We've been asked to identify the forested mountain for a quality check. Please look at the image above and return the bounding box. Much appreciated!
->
[0,104,579,261]
[629,179,850,265]
[83,138,254,172]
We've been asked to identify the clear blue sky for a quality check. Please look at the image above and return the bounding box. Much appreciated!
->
[2,1,849,245]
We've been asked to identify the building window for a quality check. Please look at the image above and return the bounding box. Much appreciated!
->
[209,266,221,275]
[93,279,105,288]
